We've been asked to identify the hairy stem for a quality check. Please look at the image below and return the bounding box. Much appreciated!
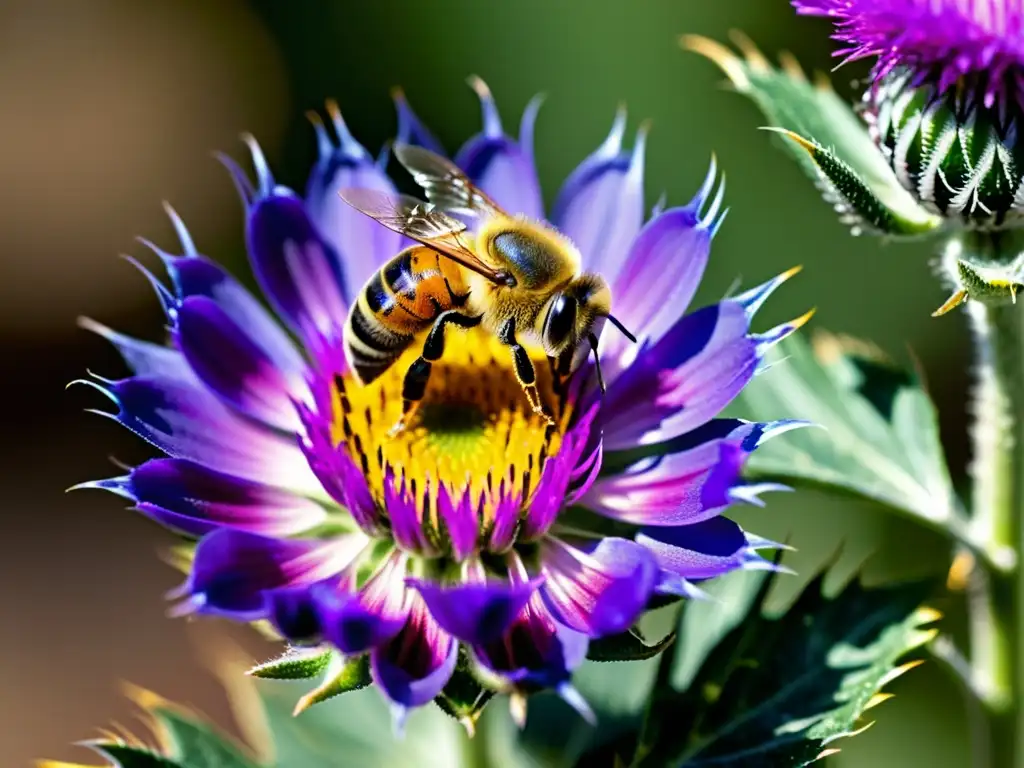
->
[956,230,1024,766]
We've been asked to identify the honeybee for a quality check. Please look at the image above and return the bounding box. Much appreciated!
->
[340,143,635,435]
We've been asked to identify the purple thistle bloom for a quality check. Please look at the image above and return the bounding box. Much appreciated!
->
[73,80,808,726]
[793,0,1024,109]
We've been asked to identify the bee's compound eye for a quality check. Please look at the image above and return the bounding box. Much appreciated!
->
[544,294,578,350]
[491,231,554,288]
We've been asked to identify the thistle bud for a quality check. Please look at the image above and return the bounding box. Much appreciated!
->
[868,70,1024,229]
[795,0,1024,230]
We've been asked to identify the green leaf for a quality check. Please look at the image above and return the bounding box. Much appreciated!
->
[587,629,676,662]
[43,688,261,768]
[248,648,334,680]
[632,573,939,767]
[149,708,259,768]
[290,653,372,715]
[685,34,940,236]
[742,331,961,534]
[671,570,771,691]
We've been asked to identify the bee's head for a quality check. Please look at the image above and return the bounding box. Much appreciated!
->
[539,274,635,390]
[539,274,609,357]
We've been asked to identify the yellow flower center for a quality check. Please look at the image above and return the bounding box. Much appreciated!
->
[332,327,575,544]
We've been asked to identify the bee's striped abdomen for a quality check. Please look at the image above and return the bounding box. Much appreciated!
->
[344,246,470,384]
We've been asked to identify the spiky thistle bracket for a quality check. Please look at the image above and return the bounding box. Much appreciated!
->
[685,33,942,238]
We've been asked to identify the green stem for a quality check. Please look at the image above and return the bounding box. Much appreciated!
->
[963,294,1024,767]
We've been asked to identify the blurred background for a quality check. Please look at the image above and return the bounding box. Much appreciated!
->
[1,0,970,765]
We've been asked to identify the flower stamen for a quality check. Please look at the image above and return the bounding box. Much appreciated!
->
[332,328,575,556]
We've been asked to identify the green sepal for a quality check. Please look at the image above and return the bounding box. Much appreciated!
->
[587,628,676,662]
[434,647,497,735]
[766,128,940,236]
[934,233,1024,315]
[632,572,939,766]
[741,331,968,549]
[247,647,333,680]
[686,34,940,237]
[291,653,372,715]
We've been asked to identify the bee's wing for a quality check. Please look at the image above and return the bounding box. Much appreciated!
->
[338,188,507,284]
[393,143,508,218]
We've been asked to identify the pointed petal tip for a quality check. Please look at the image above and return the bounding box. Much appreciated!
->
[304,108,325,128]
[781,263,804,281]
[466,73,491,98]
[792,306,817,330]
[239,132,275,198]
[389,703,410,739]
[557,683,596,725]
[602,106,628,154]
[733,265,803,319]
[161,201,197,258]
[467,75,503,137]
[76,315,108,335]
[744,532,797,552]
[66,377,118,403]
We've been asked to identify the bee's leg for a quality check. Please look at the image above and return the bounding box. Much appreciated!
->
[390,310,482,436]
[497,318,556,426]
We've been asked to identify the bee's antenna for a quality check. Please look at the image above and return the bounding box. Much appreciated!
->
[607,314,636,343]
[588,332,606,394]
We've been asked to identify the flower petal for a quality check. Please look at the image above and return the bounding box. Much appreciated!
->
[306,103,402,301]
[162,255,308,380]
[174,296,306,432]
[314,550,410,655]
[409,577,543,645]
[521,405,600,540]
[582,419,800,526]
[436,484,479,561]
[91,374,321,494]
[393,89,446,155]
[552,112,645,281]
[247,190,349,354]
[605,168,721,367]
[184,529,354,619]
[540,537,658,637]
[638,516,768,582]
[78,319,192,380]
[454,78,544,219]
[384,471,437,556]
[371,594,458,709]
[473,594,588,688]
[266,585,324,643]
[297,404,382,533]
[85,458,326,538]
[601,302,755,449]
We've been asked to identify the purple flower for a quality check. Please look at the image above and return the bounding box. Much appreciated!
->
[793,0,1024,109]
[73,80,807,726]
